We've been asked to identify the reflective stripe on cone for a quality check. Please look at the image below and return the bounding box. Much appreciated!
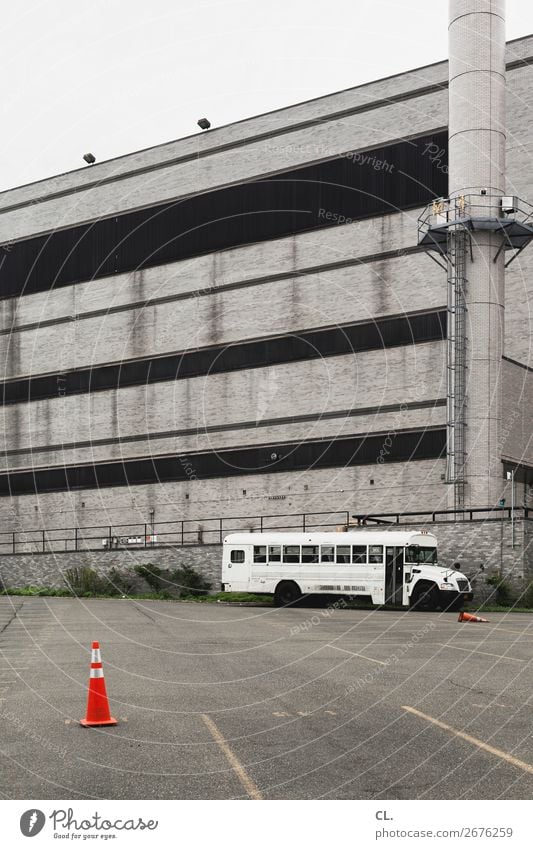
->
[80,641,117,727]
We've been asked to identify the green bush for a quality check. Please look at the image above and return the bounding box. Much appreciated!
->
[134,562,211,597]
[170,564,211,597]
[485,575,516,607]
[134,564,164,592]
[517,581,533,609]
[103,567,137,597]
[64,566,108,596]
[1,562,212,600]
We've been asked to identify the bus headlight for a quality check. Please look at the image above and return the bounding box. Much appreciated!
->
[439,583,454,590]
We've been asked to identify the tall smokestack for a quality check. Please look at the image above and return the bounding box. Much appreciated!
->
[420,1,533,508]
[448,0,506,507]
[448,0,506,203]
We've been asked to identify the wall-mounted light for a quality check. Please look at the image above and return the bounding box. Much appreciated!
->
[83,153,96,164]
[197,118,211,130]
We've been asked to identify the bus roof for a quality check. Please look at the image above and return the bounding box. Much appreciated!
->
[224,531,437,546]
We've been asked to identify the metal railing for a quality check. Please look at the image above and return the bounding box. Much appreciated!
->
[1,505,530,556]
[0,509,351,555]
[351,506,531,525]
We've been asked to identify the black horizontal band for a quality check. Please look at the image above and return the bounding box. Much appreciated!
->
[0,428,446,497]
[1,309,446,405]
[0,398,446,458]
[0,132,447,299]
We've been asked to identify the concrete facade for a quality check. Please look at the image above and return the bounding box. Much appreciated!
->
[0,34,531,550]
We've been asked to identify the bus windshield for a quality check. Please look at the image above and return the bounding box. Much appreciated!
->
[405,546,438,564]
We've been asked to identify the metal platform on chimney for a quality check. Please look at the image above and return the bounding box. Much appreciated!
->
[418,194,533,267]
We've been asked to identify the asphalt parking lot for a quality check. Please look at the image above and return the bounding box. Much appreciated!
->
[1,596,532,800]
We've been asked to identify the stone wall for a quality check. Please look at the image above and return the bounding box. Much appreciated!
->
[358,517,533,603]
[0,545,223,594]
[1,518,532,604]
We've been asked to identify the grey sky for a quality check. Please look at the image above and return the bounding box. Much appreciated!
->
[1,0,533,192]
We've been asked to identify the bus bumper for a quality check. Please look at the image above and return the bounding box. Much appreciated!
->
[439,589,474,608]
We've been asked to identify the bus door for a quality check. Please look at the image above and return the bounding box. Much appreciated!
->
[225,545,252,589]
[385,546,404,606]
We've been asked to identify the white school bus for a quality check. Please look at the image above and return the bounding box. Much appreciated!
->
[221,530,473,610]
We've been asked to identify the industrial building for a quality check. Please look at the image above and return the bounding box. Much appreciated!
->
[0,13,532,549]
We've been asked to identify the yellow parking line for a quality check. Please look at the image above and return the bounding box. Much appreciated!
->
[403,706,533,775]
[201,714,263,800]
[327,644,387,665]
[489,627,533,638]
[436,642,523,662]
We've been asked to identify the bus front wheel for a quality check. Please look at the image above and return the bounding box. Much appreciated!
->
[409,582,439,612]
[274,581,301,607]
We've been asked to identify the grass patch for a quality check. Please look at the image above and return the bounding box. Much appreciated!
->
[0,587,273,603]
[0,586,72,597]
[197,591,274,605]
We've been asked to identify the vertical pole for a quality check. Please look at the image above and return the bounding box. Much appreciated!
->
[42,530,45,553]
[12,532,15,554]
[219,518,223,544]
[448,0,506,508]
[75,527,78,552]
[511,469,515,547]
[144,523,147,548]
[303,513,306,532]
[181,520,184,545]
[500,508,504,575]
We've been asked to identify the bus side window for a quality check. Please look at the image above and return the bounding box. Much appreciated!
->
[321,545,335,562]
[352,545,367,564]
[230,550,245,563]
[268,545,281,562]
[336,545,351,564]
[302,545,319,563]
[369,545,384,563]
[253,546,267,563]
[283,545,300,563]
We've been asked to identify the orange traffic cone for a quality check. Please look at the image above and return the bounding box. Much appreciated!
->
[80,641,117,727]
[458,611,489,623]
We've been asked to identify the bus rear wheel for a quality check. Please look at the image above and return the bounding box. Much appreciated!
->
[274,581,301,607]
